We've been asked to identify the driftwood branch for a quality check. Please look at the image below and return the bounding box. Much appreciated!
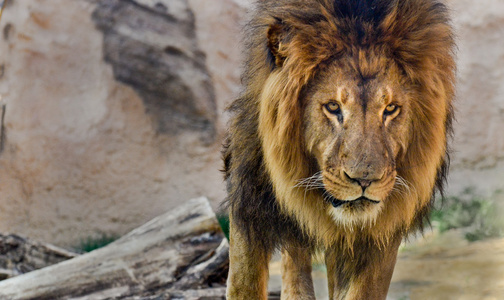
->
[0,197,229,300]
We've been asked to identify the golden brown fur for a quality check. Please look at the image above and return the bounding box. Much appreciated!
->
[223,0,455,298]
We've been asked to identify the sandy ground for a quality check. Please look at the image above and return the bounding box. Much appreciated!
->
[269,231,504,299]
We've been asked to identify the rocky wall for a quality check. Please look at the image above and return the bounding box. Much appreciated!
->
[0,0,229,247]
[446,0,504,196]
[0,0,502,247]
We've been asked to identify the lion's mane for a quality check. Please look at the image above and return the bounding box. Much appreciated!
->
[223,0,455,251]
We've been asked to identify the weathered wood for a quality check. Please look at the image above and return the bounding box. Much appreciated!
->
[0,197,229,300]
[0,234,77,280]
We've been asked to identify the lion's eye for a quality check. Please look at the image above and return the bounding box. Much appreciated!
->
[384,104,399,116]
[324,102,341,114]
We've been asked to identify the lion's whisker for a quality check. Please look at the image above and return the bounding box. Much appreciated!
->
[393,175,416,197]
[294,171,324,191]
[295,171,324,203]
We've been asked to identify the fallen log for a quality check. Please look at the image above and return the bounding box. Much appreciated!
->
[0,197,229,300]
[0,234,77,280]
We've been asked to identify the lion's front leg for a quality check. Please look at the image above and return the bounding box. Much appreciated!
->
[226,215,271,300]
[280,246,315,300]
[325,236,402,300]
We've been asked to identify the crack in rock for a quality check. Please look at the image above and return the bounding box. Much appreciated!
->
[92,0,217,141]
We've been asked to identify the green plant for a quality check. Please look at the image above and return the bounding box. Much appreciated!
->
[431,189,503,242]
[216,213,230,240]
[77,234,120,253]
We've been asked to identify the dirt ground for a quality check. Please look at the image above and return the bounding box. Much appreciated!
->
[269,230,504,299]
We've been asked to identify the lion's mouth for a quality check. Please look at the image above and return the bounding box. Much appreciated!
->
[323,190,380,208]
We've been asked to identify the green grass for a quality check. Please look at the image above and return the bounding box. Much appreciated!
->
[77,234,120,253]
[431,188,503,242]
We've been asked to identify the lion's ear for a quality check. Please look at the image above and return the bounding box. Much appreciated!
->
[267,19,288,68]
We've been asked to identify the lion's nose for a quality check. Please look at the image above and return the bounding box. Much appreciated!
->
[343,172,373,190]
[356,179,371,188]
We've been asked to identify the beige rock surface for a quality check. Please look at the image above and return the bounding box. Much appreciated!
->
[446,0,504,195]
[188,0,248,128]
[0,0,226,247]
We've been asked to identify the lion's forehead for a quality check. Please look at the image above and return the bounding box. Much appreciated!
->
[312,60,405,101]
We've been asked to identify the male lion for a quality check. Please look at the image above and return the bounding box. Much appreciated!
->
[223,0,455,299]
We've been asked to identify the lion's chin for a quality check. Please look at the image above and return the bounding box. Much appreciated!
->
[325,193,384,228]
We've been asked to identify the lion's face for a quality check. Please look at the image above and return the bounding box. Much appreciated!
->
[303,59,411,224]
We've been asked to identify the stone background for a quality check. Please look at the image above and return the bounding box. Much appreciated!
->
[0,0,502,248]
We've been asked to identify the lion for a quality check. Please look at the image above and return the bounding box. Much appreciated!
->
[222,0,455,299]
